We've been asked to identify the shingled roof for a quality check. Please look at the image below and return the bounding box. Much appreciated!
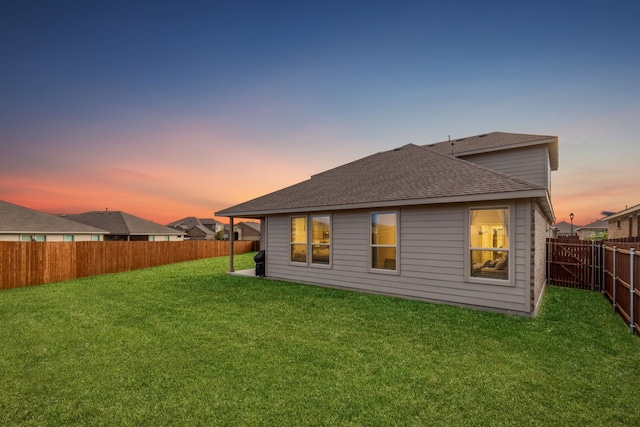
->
[0,200,107,234]
[425,132,558,170]
[61,211,182,236]
[216,143,551,218]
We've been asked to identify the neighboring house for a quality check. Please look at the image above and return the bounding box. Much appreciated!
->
[603,203,640,240]
[61,211,184,241]
[220,222,262,241]
[0,200,107,241]
[167,217,224,240]
[216,132,559,316]
[187,224,216,240]
[551,220,581,237]
[575,220,608,240]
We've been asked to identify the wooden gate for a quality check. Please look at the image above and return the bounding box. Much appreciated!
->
[546,238,602,291]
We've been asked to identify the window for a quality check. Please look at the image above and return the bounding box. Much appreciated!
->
[289,215,332,266]
[371,212,397,271]
[149,235,155,242]
[311,215,330,265]
[92,235,100,241]
[470,207,509,281]
[21,235,32,242]
[64,235,74,242]
[290,216,307,263]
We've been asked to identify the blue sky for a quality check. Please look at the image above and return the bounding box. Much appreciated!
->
[1,0,638,225]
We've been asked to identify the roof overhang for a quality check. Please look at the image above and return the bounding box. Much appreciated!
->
[602,202,640,221]
[217,188,553,219]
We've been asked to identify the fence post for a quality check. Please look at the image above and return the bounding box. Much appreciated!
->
[630,248,635,335]
[546,239,551,285]
[591,240,595,291]
[601,244,606,294]
[613,246,617,312]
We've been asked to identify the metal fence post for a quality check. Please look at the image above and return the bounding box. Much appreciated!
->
[613,246,617,312]
[546,239,551,285]
[630,248,635,335]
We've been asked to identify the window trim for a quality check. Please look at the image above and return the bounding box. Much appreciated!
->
[465,204,515,286]
[369,210,399,274]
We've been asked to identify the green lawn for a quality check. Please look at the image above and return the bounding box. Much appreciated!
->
[1,253,639,426]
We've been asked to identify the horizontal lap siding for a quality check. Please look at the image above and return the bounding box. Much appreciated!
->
[463,146,549,189]
[265,202,530,314]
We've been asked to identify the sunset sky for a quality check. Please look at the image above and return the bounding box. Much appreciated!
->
[1,1,639,226]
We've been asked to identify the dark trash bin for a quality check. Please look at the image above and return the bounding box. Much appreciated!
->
[254,250,266,277]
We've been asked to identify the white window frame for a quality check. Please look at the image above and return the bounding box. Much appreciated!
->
[369,210,399,274]
[465,204,515,286]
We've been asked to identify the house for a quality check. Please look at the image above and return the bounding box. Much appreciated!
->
[61,211,184,241]
[167,217,224,240]
[551,220,581,237]
[603,203,640,240]
[216,132,558,316]
[0,200,107,241]
[220,222,261,241]
[575,220,608,240]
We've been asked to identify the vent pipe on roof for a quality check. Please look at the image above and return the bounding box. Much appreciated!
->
[451,142,455,157]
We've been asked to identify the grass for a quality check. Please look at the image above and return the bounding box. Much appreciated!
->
[1,253,639,426]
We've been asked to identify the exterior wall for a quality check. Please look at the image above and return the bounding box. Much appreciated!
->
[264,200,534,314]
[607,213,640,239]
[0,235,19,241]
[461,145,550,189]
[532,204,548,310]
[577,228,606,240]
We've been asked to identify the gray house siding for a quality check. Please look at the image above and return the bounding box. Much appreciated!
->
[264,201,533,314]
[461,145,550,189]
[532,203,548,311]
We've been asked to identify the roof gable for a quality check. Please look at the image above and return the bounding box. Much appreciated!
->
[425,132,558,170]
[217,143,548,217]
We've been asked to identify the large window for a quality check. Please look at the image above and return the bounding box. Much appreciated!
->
[290,216,307,263]
[470,207,509,280]
[290,215,331,265]
[371,212,397,271]
[311,215,330,265]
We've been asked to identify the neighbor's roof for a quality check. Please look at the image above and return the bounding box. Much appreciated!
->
[216,143,552,218]
[425,132,558,171]
[575,220,608,231]
[0,200,107,234]
[602,203,640,221]
[167,217,223,229]
[61,211,183,235]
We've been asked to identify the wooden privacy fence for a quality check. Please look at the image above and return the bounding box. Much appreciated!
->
[602,245,639,336]
[547,238,639,336]
[0,240,257,290]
